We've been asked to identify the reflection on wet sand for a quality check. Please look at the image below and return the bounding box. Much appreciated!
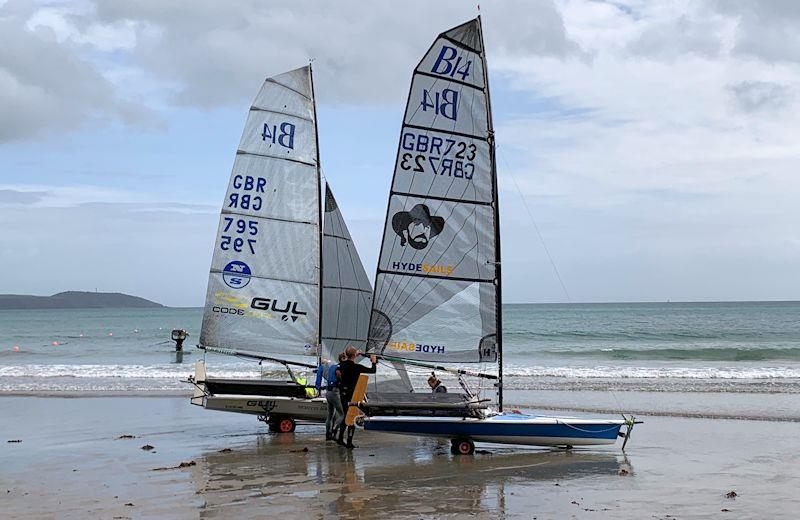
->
[194,431,628,519]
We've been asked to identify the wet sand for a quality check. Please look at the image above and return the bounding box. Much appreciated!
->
[2,396,799,519]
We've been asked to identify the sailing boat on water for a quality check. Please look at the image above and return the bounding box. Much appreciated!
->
[352,17,640,453]
[188,65,374,432]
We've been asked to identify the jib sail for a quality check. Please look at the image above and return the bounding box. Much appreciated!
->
[321,182,373,357]
[200,66,323,359]
[368,18,501,365]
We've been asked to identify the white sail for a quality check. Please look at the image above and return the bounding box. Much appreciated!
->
[200,66,322,359]
[368,18,500,365]
[321,182,373,357]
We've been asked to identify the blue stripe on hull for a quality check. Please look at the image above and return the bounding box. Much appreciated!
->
[364,419,622,442]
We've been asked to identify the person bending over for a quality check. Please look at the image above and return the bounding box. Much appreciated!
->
[336,346,377,448]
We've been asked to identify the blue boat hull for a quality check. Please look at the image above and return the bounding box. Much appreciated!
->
[363,413,626,447]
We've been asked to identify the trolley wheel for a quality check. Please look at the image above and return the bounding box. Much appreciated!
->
[268,417,296,433]
[451,438,475,455]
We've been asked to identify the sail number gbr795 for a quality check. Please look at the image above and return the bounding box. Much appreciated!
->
[220,217,258,254]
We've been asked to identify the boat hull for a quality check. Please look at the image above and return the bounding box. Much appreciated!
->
[200,394,328,421]
[189,360,327,423]
[362,414,626,446]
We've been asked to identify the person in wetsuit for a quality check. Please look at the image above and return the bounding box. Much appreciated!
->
[315,351,347,440]
[336,345,377,448]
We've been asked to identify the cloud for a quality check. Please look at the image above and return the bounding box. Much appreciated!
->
[0,0,581,142]
[728,80,794,113]
[709,0,800,64]
[89,0,581,108]
[0,1,154,143]
[4,1,800,303]
[0,189,50,205]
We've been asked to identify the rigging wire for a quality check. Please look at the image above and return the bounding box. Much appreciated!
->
[496,145,571,303]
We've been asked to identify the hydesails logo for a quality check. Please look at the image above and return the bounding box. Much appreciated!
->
[391,204,445,251]
[222,261,252,289]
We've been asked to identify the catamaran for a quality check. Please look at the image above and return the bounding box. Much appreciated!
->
[349,17,640,454]
[188,65,375,433]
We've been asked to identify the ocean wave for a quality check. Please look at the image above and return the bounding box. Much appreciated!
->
[2,363,799,381]
[527,347,800,362]
[0,363,274,379]
[503,329,796,342]
[502,364,800,379]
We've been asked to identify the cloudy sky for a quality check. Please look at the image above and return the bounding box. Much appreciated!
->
[1,0,799,306]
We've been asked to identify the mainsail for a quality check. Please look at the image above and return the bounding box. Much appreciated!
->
[200,66,323,359]
[368,17,501,367]
[321,183,373,357]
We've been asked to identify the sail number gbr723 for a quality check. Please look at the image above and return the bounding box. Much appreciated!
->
[399,130,477,180]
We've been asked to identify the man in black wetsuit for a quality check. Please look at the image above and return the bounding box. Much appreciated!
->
[336,345,377,448]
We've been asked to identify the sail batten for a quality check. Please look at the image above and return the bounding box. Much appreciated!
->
[235,150,317,167]
[368,18,499,366]
[249,107,315,122]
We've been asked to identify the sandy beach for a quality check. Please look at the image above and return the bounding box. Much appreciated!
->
[2,395,799,519]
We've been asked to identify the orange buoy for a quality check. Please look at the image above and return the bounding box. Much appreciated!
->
[12,345,20,352]
[52,341,59,346]
[108,332,113,337]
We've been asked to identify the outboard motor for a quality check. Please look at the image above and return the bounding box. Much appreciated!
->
[171,329,189,351]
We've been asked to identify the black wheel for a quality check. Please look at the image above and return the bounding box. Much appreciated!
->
[451,438,475,455]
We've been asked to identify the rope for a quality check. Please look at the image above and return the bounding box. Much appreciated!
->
[496,146,571,303]
[554,419,623,434]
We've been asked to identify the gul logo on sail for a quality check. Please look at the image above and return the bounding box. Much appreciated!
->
[388,341,446,355]
[250,297,308,323]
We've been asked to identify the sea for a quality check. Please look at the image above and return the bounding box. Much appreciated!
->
[2,302,798,419]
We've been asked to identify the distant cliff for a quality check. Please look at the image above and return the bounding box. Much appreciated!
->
[0,291,164,310]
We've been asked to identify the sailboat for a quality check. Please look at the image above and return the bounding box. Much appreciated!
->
[352,17,640,454]
[188,65,374,433]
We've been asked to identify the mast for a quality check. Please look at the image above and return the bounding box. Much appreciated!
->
[309,63,324,365]
[477,16,503,411]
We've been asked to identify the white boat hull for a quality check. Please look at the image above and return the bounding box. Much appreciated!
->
[189,360,327,423]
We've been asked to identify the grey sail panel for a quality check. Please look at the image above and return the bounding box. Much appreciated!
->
[200,66,321,358]
[369,18,498,364]
[321,183,373,357]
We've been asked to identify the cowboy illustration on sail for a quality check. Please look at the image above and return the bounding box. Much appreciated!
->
[391,204,445,250]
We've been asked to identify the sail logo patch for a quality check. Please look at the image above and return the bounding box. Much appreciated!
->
[388,342,446,355]
[222,261,252,289]
[392,261,453,276]
[250,297,308,323]
[391,204,444,251]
